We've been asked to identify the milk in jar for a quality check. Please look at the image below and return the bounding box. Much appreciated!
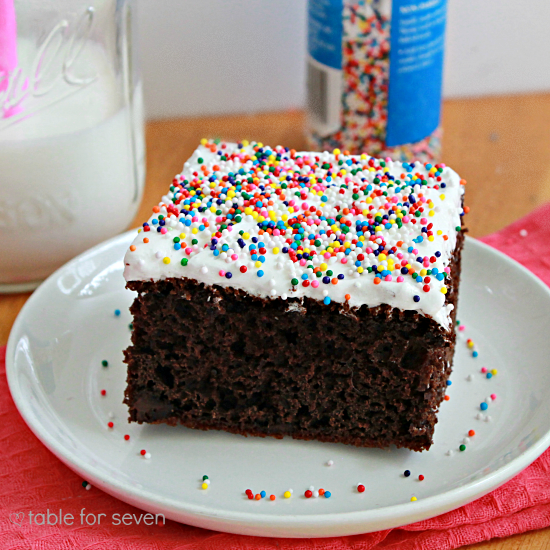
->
[0,2,145,289]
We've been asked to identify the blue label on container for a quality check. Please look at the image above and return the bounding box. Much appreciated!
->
[307,0,343,69]
[386,0,447,147]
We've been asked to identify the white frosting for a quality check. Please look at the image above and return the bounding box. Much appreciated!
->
[124,141,464,330]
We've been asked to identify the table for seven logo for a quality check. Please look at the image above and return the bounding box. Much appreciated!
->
[9,509,165,527]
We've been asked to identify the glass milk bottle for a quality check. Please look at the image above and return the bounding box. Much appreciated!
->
[0,0,145,291]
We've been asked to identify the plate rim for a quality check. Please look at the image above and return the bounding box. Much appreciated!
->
[6,232,550,537]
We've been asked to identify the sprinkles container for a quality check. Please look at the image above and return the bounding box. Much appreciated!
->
[306,0,447,162]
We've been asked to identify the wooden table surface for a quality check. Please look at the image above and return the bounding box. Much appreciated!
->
[2,93,550,548]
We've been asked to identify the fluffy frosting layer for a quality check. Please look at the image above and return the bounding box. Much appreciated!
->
[124,140,465,330]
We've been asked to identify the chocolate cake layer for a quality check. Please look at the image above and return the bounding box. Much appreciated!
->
[124,232,463,452]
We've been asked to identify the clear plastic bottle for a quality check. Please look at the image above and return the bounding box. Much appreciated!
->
[307,0,447,162]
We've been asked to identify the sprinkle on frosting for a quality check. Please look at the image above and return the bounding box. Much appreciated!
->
[124,140,466,329]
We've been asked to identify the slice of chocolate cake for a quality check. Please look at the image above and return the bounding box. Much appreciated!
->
[123,140,466,451]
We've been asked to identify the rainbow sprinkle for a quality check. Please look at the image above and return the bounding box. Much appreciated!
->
[126,139,466,325]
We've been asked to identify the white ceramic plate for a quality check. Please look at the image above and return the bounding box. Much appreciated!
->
[7,232,550,538]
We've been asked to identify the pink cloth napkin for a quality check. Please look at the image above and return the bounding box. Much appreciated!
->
[2,203,550,549]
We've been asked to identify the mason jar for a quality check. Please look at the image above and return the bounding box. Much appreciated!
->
[0,0,145,291]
